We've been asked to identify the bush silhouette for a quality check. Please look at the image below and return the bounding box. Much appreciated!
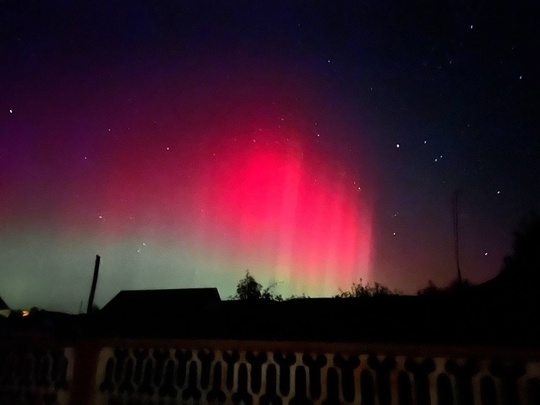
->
[336,278,397,298]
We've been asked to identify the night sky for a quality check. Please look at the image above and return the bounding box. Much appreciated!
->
[1,1,539,312]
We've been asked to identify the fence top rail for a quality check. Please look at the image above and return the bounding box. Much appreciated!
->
[72,337,540,361]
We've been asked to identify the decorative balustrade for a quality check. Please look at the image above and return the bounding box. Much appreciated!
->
[1,338,540,404]
[91,340,540,405]
[0,344,73,404]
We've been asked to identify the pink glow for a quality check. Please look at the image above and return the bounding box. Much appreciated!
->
[195,131,373,295]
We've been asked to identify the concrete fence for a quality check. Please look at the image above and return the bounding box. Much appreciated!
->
[1,338,540,404]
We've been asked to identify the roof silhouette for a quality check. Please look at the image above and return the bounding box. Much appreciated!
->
[0,296,8,310]
[97,288,221,338]
[101,287,221,318]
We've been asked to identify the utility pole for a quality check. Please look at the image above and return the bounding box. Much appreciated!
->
[87,255,101,314]
[452,190,463,284]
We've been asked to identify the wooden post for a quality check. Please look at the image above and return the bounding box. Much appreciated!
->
[70,339,102,405]
[87,255,101,314]
[453,190,463,284]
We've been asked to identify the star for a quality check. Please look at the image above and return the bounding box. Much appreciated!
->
[396,143,400,148]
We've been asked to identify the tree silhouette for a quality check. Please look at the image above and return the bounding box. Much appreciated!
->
[501,213,540,281]
[232,270,282,301]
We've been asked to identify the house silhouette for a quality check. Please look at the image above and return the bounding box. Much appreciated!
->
[0,296,9,318]
[98,288,221,337]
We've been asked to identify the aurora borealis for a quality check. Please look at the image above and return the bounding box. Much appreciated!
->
[1,1,539,312]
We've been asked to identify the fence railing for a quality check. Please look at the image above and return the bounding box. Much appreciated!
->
[0,342,74,404]
[2,338,540,404]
